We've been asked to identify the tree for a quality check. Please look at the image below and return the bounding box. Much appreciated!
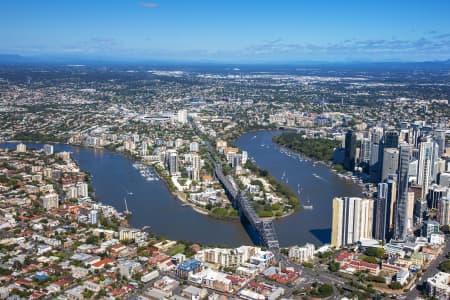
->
[280,248,289,255]
[0,268,12,276]
[364,247,385,258]
[366,275,386,283]
[83,289,94,299]
[362,255,378,264]
[273,133,341,162]
[389,282,403,290]
[328,261,340,272]
[86,235,99,245]
[310,283,334,298]
[438,260,450,273]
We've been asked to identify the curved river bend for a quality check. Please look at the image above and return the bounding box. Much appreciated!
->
[1,131,361,247]
[235,131,362,246]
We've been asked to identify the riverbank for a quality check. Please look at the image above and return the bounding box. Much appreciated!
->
[1,141,254,246]
[229,131,302,219]
[244,159,301,216]
[151,163,241,220]
[3,132,364,246]
[273,136,367,190]
[10,134,295,221]
[52,140,242,221]
[272,132,341,162]
[151,164,204,215]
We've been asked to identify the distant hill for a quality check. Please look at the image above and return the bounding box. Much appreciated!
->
[0,53,449,67]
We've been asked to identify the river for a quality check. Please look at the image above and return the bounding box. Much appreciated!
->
[1,131,362,247]
[0,142,251,246]
[235,130,363,246]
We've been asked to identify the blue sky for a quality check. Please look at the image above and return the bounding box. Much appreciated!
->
[1,0,450,62]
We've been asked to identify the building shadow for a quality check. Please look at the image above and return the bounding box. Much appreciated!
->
[310,228,331,244]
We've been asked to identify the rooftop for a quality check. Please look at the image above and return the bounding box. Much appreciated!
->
[177,258,203,272]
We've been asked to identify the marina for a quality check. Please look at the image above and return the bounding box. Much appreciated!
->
[133,162,160,182]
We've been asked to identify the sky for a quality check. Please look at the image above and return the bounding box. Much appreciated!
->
[1,0,450,63]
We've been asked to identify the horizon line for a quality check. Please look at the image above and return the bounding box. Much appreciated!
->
[0,53,449,66]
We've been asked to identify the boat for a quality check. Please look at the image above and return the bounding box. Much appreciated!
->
[303,197,313,210]
[124,198,132,216]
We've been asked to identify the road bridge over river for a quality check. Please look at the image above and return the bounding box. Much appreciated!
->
[213,161,280,257]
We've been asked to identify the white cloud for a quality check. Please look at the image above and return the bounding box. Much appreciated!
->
[139,2,158,9]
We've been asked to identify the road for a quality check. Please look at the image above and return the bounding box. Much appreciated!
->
[405,238,450,299]
[280,255,361,299]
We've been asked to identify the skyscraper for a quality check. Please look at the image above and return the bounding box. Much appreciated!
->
[177,109,188,124]
[381,148,399,182]
[360,138,371,164]
[76,182,89,198]
[414,198,427,226]
[192,153,201,170]
[373,183,388,242]
[369,143,381,182]
[386,176,397,231]
[430,141,440,183]
[437,197,450,226]
[417,137,433,198]
[370,126,384,145]
[191,153,201,181]
[384,131,399,148]
[141,142,148,156]
[331,197,374,248]
[394,143,412,241]
[428,184,447,210]
[167,150,179,175]
[16,143,26,153]
[433,129,446,157]
[410,124,421,146]
[90,209,98,225]
[344,130,357,171]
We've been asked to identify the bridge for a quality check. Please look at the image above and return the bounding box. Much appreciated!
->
[213,163,280,257]
[198,134,280,258]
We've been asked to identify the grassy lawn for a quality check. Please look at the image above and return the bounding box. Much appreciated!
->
[210,207,239,218]
[167,244,186,256]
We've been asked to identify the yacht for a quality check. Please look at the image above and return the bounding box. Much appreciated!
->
[303,197,313,210]
[124,198,132,216]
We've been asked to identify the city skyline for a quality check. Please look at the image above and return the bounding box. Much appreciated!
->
[2,0,450,62]
[0,1,450,298]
